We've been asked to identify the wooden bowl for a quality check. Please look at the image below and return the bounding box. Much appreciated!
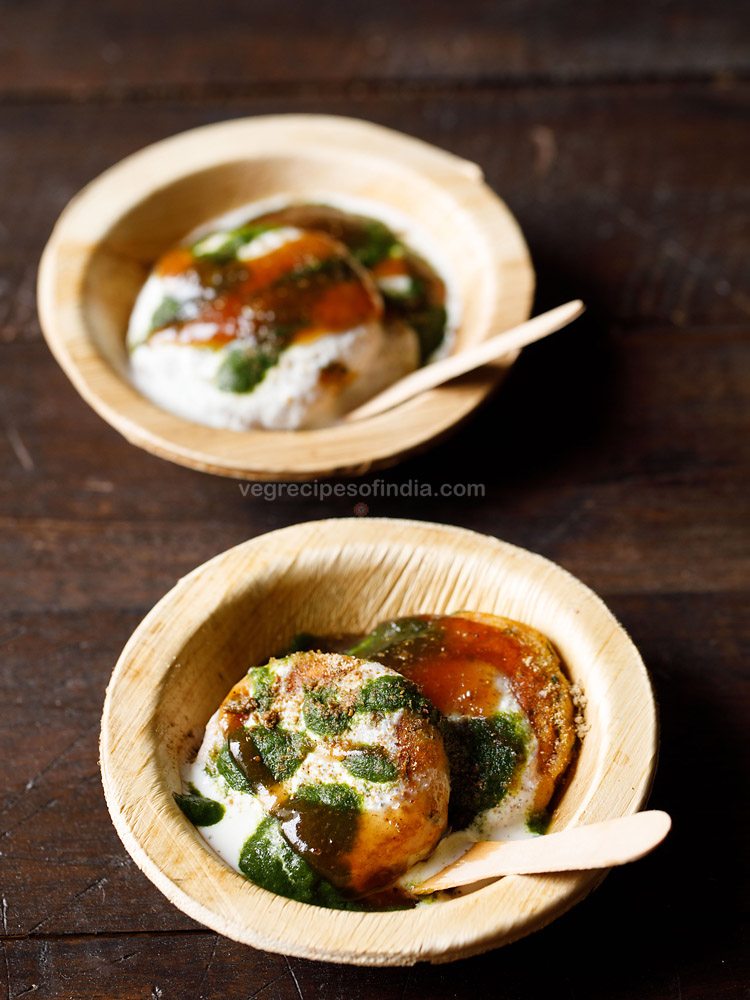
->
[100,519,658,965]
[38,114,534,480]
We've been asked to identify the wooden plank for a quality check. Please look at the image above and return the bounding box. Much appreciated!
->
[1,463,747,608]
[3,933,300,1000]
[4,898,747,1000]
[2,315,749,611]
[1,0,748,96]
[0,609,199,939]
[1,84,748,350]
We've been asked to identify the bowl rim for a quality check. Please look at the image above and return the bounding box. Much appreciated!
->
[100,518,658,965]
[37,113,535,480]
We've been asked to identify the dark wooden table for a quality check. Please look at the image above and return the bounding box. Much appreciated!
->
[2,3,748,997]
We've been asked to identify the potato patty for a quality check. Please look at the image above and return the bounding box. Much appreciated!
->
[216,651,450,896]
[351,612,576,815]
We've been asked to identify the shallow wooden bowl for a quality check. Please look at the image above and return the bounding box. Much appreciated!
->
[100,519,658,965]
[38,114,534,480]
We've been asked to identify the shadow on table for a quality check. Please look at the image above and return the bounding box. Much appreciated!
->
[372,256,619,499]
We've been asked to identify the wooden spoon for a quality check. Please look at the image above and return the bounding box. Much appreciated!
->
[346,299,585,422]
[412,810,671,894]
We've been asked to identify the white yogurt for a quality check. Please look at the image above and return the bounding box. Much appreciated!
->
[130,320,417,431]
[127,198,454,430]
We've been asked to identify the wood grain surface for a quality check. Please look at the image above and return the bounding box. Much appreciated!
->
[1,0,749,996]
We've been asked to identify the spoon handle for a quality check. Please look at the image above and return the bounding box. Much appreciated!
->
[346,299,585,422]
[414,810,671,894]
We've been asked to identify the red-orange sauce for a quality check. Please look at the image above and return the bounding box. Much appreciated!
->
[145,204,448,368]
[374,614,574,807]
[373,616,525,716]
[152,231,381,350]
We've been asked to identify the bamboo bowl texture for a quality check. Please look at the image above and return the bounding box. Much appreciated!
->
[100,519,658,966]
[38,114,534,480]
